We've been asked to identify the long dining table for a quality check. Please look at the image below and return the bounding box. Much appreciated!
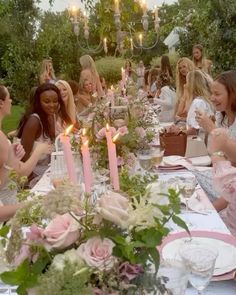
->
[29,163,236,295]
[1,161,236,294]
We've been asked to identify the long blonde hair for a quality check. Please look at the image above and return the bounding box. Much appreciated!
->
[55,80,76,123]
[79,55,99,78]
[176,57,195,100]
[39,59,56,84]
[185,70,212,111]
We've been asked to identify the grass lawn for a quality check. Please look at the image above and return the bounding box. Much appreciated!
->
[2,105,24,134]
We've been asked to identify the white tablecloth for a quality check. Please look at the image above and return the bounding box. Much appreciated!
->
[19,166,236,294]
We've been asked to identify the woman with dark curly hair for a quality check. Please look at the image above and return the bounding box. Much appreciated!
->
[17,83,72,184]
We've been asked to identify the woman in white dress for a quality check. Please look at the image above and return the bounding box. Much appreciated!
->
[154,73,176,122]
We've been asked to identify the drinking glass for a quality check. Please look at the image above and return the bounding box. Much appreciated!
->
[151,146,165,169]
[179,243,218,294]
[157,260,188,295]
[137,150,153,172]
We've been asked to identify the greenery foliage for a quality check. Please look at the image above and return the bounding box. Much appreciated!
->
[95,56,128,85]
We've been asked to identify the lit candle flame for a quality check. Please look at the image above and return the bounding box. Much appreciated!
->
[112,133,120,143]
[65,125,73,136]
[82,128,87,136]
[84,140,89,147]
[111,85,114,90]
[72,6,77,13]
[106,123,110,131]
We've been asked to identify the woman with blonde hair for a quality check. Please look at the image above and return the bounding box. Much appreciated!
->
[79,55,104,98]
[175,57,195,119]
[55,80,76,124]
[39,59,56,85]
[169,70,214,136]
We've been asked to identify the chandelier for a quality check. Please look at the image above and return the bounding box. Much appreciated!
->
[68,0,160,55]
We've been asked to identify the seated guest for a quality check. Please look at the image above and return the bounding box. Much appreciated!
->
[168,70,214,136]
[100,76,108,95]
[208,128,236,236]
[55,80,77,124]
[192,44,212,74]
[160,55,173,80]
[39,58,56,84]
[196,70,236,139]
[154,73,176,122]
[79,55,104,98]
[0,85,52,204]
[68,80,80,105]
[175,57,195,120]
[16,83,71,185]
[76,78,93,114]
[147,68,160,98]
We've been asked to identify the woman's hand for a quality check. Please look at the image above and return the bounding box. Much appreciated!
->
[12,143,25,160]
[34,142,53,155]
[195,110,215,133]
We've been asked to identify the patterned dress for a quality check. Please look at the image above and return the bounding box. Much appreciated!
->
[213,161,236,236]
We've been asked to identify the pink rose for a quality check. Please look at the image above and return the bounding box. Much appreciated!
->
[87,112,95,121]
[126,153,136,168]
[97,191,129,227]
[96,127,106,140]
[117,156,125,166]
[119,262,143,281]
[96,127,116,140]
[135,127,146,139]
[26,224,44,244]
[77,237,115,270]
[14,244,31,266]
[118,126,128,136]
[42,213,80,250]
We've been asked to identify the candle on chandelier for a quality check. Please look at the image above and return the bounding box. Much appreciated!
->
[60,125,77,184]
[154,5,158,22]
[105,124,120,191]
[130,38,134,52]
[114,0,120,14]
[139,34,143,47]
[103,38,108,54]
[81,139,92,194]
[141,0,147,15]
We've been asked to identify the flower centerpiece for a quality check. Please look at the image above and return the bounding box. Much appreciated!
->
[76,93,156,171]
[0,170,187,295]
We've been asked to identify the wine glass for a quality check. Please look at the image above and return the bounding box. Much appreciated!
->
[157,260,188,295]
[179,177,197,211]
[179,243,218,294]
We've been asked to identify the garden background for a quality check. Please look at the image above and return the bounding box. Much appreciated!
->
[1,0,236,132]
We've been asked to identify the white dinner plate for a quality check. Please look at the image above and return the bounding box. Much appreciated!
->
[160,232,236,277]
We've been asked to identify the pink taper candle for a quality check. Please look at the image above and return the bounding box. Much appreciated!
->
[105,124,120,190]
[60,125,77,184]
[81,140,92,194]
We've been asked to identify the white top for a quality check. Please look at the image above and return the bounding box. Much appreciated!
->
[187,97,214,129]
[216,112,236,139]
[154,86,176,122]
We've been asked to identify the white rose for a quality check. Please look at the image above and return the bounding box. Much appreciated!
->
[52,249,84,270]
[97,191,129,228]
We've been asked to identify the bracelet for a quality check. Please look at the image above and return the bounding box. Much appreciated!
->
[211,151,225,157]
